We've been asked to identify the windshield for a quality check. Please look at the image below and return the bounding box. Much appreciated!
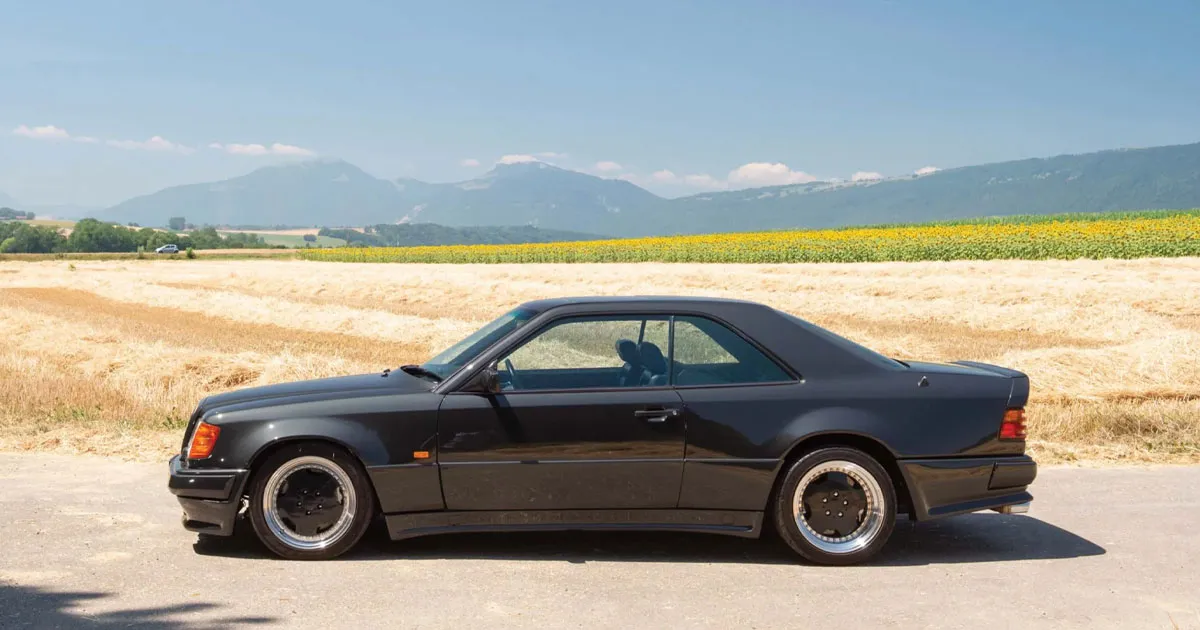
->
[421,308,536,378]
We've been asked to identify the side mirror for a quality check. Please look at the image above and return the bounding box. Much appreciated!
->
[462,365,500,394]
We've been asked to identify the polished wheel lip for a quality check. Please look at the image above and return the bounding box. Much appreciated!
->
[792,460,885,555]
[262,455,357,551]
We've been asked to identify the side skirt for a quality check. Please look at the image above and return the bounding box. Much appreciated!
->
[384,509,764,541]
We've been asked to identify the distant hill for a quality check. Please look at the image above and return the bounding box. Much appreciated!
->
[91,141,1200,235]
[320,223,603,247]
[652,142,1200,233]
[0,191,15,207]
[93,160,406,227]
[394,161,661,234]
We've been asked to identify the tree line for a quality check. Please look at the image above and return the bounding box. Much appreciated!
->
[0,207,35,220]
[0,219,269,254]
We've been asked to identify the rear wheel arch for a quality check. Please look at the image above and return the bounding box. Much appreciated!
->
[775,432,912,517]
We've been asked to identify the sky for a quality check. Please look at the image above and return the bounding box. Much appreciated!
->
[2,0,1200,209]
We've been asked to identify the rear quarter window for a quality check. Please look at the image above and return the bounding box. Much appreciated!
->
[672,315,792,386]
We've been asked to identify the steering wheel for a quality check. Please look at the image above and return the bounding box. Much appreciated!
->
[503,358,523,390]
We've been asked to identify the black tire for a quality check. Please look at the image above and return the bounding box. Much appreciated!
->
[772,446,897,566]
[247,442,375,560]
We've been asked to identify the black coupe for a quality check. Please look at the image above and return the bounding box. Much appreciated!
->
[169,296,1036,565]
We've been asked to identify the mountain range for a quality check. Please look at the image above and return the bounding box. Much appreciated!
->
[77,141,1200,236]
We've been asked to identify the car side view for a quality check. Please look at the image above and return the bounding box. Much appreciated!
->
[169,296,1036,565]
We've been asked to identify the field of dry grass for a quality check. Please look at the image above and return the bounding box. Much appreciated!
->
[2,257,1198,464]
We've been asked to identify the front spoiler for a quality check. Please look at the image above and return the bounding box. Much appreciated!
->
[169,455,248,536]
[899,455,1036,521]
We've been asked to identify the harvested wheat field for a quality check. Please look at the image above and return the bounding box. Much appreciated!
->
[2,258,1198,464]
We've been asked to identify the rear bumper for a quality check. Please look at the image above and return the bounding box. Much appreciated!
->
[898,455,1036,521]
[168,455,248,536]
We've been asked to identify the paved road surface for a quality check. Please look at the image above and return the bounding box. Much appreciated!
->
[1,453,1197,629]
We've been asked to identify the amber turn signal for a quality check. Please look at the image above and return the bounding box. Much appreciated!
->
[187,422,221,459]
[998,408,1027,440]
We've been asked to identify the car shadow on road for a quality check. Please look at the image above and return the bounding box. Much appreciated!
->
[877,513,1106,566]
[194,513,1104,566]
[0,582,275,628]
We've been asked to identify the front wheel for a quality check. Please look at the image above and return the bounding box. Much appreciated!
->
[772,447,897,565]
[247,442,375,560]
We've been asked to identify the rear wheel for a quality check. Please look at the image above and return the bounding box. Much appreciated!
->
[773,447,896,565]
[247,442,374,560]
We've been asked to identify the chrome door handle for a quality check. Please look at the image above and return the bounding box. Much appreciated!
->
[634,408,680,423]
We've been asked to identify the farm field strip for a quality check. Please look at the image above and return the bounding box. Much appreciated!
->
[299,213,1200,264]
[2,258,1198,463]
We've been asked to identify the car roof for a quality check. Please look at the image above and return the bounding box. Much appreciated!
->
[518,295,764,313]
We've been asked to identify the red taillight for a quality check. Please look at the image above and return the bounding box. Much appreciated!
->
[187,422,221,459]
[999,408,1027,440]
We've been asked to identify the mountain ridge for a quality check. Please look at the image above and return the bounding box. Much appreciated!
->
[89,141,1200,235]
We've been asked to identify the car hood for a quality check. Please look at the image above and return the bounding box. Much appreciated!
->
[200,370,435,412]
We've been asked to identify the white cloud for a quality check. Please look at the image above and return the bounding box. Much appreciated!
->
[206,141,313,156]
[224,143,270,156]
[728,162,816,187]
[12,124,320,157]
[498,154,539,164]
[460,158,481,167]
[270,143,315,157]
[684,173,728,190]
[642,168,731,190]
[106,135,194,154]
[914,166,940,176]
[851,171,883,182]
[594,160,623,172]
[13,124,71,139]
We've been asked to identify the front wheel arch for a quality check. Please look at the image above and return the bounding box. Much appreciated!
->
[245,440,377,559]
[238,438,382,527]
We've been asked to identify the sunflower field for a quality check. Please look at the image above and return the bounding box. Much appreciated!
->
[299,211,1200,264]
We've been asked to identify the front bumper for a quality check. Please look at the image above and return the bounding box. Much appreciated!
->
[168,455,248,536]
[899,455,1037,521]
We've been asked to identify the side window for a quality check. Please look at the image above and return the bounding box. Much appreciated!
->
[499,316,671,391]
[671,316,792,386]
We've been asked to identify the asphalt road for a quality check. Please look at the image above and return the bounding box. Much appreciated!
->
[1,454,1197,629]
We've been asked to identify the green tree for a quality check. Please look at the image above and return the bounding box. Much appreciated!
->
[0,223,67,253]
[188,226,225,249]
[168,217,186,231]
[67,219,137,252]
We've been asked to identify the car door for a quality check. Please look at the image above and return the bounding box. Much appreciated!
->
[437,314,687,511]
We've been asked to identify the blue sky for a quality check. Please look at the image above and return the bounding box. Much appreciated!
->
[2,0,1199,208]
